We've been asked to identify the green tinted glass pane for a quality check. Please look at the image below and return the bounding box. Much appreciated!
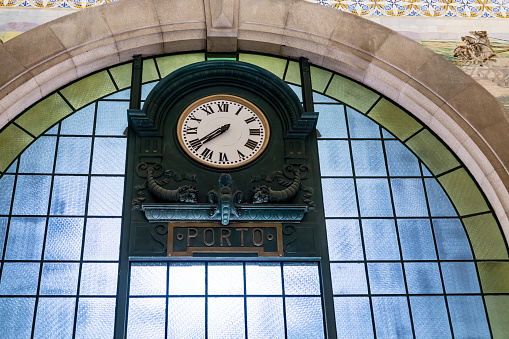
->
[438,168,489,216]
[477,262,509,293]
[0,125,34,172]
[310,66,332,93]
[368,99,422,140]
[284,61,301,85]
[206,53,236,61]
[238,54,286,79]
[60,71,116,109]
[405,130,460,175]
[16,93,73,137]
[463,214,508,260]
[109,63,132,90]
[325,75,379,113]
[156,53,206,78]
[142,58,159,83]
[485,295,509,339]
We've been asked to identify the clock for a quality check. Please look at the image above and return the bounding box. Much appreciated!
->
[177,95,270,169]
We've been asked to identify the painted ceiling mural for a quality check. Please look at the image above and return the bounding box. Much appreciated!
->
[0,0,508,107]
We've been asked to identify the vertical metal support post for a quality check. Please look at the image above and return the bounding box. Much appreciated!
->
[130,54,143,110]
[300,57,314,113]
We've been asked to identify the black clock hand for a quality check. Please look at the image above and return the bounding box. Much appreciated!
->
[200,124,230,144]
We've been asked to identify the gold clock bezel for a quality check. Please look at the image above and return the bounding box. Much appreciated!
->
[177,94,270,169]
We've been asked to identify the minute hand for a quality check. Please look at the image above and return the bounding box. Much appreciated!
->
[200,124,230,144]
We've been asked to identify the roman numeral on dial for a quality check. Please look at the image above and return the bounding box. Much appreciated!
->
[189,139,202,150]
[245,117,256,124]
[249,129,261,136]
[217,103,229,112]
[202,106,215,115]
[245,139,258,150]
[185,126,198,134]
[219,152,229,162]
[201,148,213,159]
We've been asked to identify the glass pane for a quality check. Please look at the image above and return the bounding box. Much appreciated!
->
[245,263,282,295]
[91,137,127,174]
[326,219,363,261]
[208,263,244,295]
[167,297,205,339]
[384,140,421,176]
[44,125,59,135]
[5,160,18,173]
[246,298,284,339]
[5,217,46,260]
[284,263,321,295]
[0,262,39,295]
[39,263,80,295]
[330,263,368,294]
[75,298,115,339]
[80,263,118,295]
[104,89,130,100]
[410,296,451,338]
[0,217,7,258]
[55,137,92,174]
[12,175,51,215]
[321,178,357,217]
[382,128,396,139]
[362,219,400,260]
[372,297,413,339]
[433,218,472,260]
[391,178,428,217]
[87,176,124,216]
[441,262,480,293]
[83,218,121,261]
[44,217,83,260]
[130,263,167,296]
[313,91,336,103]
[95,101,129,136]
[356,178,393,217]
[346,107,381,138]
[424,178,457,217]
[168,262,205,295]
[127,298,166,339]
[368,263,406,294]
[318,140,352,176]
[208,297,245,339]
[315,104,347,138]
[141,82,158,101]
[50,176,88,216]
[351,140,386,176]
[404,262,443,294]
[34,298,75,339]
[398,219,436,260]
[0,174,14,215]
[447,296,490,338]
[285,297,324,339]
[18,136,56,173]
[0,298,35,338]
[334,297,373,338]
[60,103,95,135]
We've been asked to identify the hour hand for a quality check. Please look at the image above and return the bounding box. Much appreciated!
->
[200,124,230,144]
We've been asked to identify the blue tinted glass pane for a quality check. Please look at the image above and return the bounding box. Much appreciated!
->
[331,263,368,294]
[368,263,406,294]
[44,125,59,135]
[5,217,46,260]
[286,297,324,339]
[0,218,7,258]
[141,82,159,101]
[404,262,443,294]
[95,101,129,136]
[83,218,121,261]
[362,219,400,260]
[246,263,282,295]
[313,92,336,103]
[326,219,363,261]
[318,140,352,176]
[130,263,167,296]
[351,140,386,176]
[104,88,130,100]
[208,263,244,295]
[372,297,412,339]
[410,296,451,338]
[55,137,92,174]
[425,178,457,217]
[19,136,56,173]
[441,262,480,293]
[44,217,83,260]
[382,128,396,139]
[75,298,115,339]
[50,176,88,216]
[127,298,166,339]
[447,296,490,338]
[347,107,380,138]
[398,219,436,260]
[284,263,321,295]
[322,178,357,217]
[167,298,205,339]
[0,174,15,214]
[39,263,80,295]
[334,297,373,338]
[87,176,124,216]
[60,103,94,135]
[391,179,428,217]
[421,164,433,177]
[356,179,393,217]
[0,298,35,338]
[385,140,421,176]
[0,262,39,295]
[168,263,205,295]
[80,263,118,295]
[5,160,18,173]
[316,104,347,138]
[92,138,127,174]
[247,298,285,339]
[34,297,75,339]
[12,175,51,215]
[208,297,245,339]
[433,219,472,260]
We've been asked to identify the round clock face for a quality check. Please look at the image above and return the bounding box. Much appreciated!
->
[177,95,270,169]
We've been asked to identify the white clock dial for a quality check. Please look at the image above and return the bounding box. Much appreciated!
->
[177,95,270,169]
